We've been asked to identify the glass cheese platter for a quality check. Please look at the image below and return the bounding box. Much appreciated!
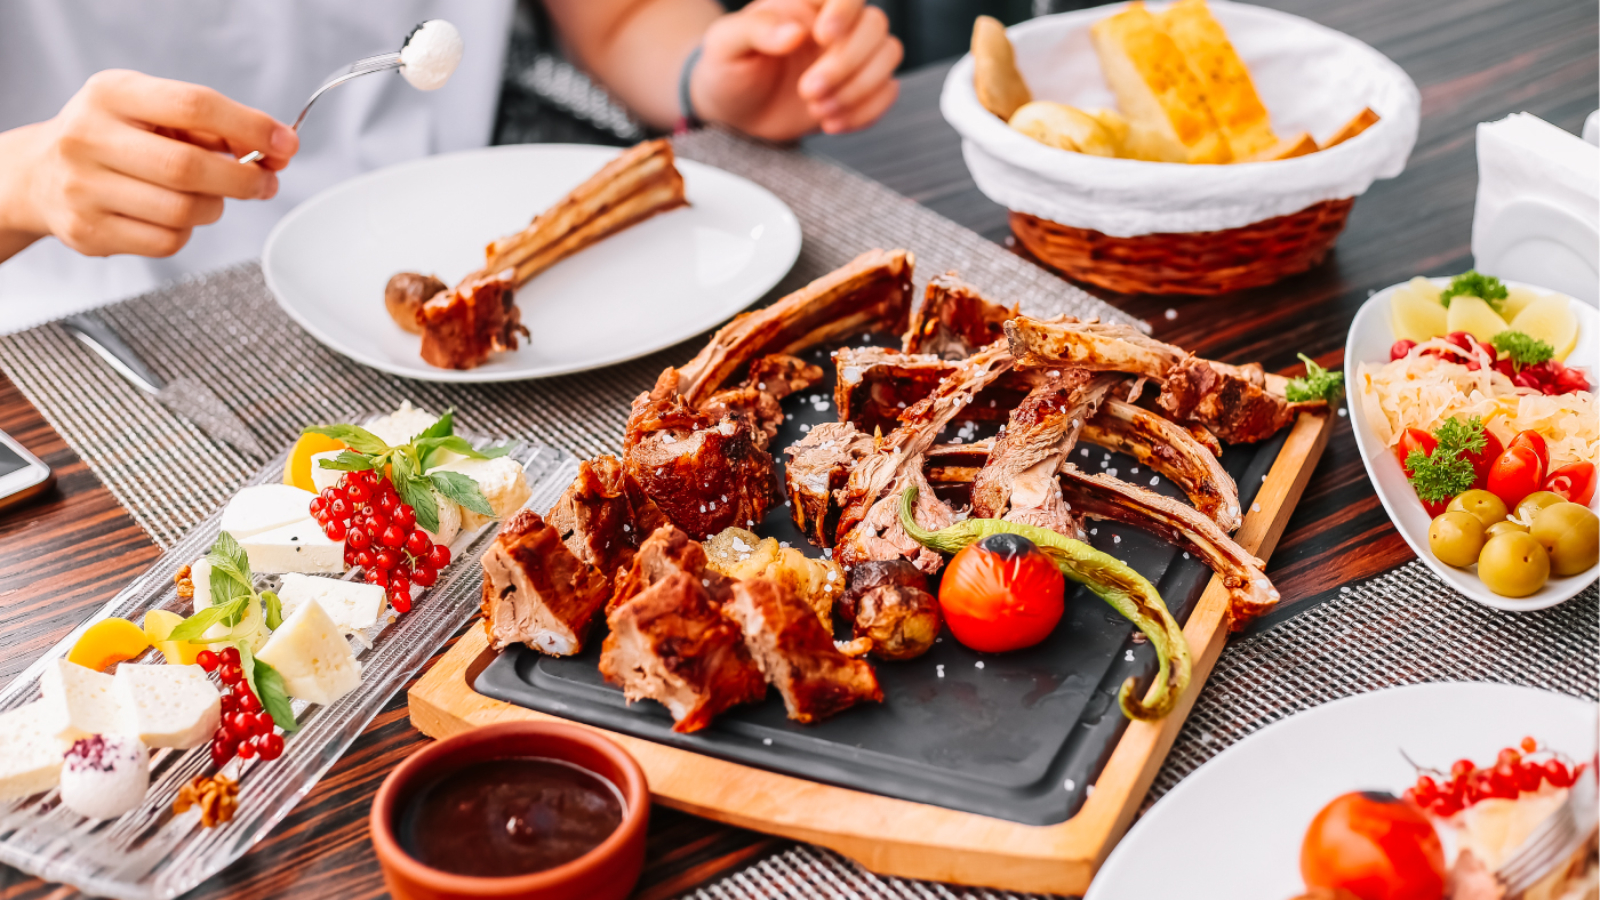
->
[0,423,571,900]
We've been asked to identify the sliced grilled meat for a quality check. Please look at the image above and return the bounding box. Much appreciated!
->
[479,509,610,656]
[902,271,1018,358]
[722,577,882,723]
[783,422,875,548]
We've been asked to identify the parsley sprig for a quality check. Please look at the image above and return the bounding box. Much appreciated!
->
[1405,416,1487,503]
[1285,354,1346,405]
[303,409,506,534]
[1491,330,1554,368]
[169,533,298,732]
[1439,270,1508,314]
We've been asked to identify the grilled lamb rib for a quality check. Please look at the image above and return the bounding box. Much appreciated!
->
[1082,398,1241,531]
[835,341,1015,573]
[418,271,529,370]
[783,422,875,548]
[479,509,611,656]
[609,523,733,615]
[674,248,915,408]
[832,346,1030,434]
[623,368,774,540]
[970,370,1120,537]
[902,272,1019,358]
[722,577,882,723]
[1003,316,1310,444]
[545,454,661,583]
[599,569,767,733]
[700,353,823,448]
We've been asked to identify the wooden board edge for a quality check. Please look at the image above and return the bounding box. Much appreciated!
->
[407,410,1333,895]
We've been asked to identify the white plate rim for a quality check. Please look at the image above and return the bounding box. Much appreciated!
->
[1345,277,1599,611]
[1089,682,1595,898]
[260,143,802,384]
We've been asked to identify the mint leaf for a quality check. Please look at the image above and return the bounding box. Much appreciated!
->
[395,474,441,534]
[316,450,376,472]
[262,590,283,631]
[167,596,248,642]
[416,435,511,470]
[417,409,454,441]
[236,641,257,698]
[302,424,390,456]
[430,470,495,517]
[252,659,299,732]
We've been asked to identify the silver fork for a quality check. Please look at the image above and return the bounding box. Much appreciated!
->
[1498,761,1597,893]
[236,52,401,164]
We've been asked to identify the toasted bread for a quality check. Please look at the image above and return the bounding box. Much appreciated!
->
[1240,131,1317,162]
[1008,102,1119,156]
[1157,0,1277,159]
[972,16,1031,120]
[1090,3,1232,163]
[1322,106,1381,148]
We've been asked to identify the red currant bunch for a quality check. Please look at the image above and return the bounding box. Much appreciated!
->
[308,470,452,614]
[196,647,285,767]
[1403,736,1585,818]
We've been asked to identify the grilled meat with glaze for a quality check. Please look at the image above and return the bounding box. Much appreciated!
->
[418,271,528,370]
[902,272,1018,358]
[479,510,610,656]
[722,577,882,723]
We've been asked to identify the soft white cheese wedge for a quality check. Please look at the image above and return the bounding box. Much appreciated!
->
[189,557,214,612]
[432,457,530,531]
[241,519,344,574]
[0,702,71,801]
[277,574,386,635]
[423,488,462,547]
[40,659,125,742]
[309,451,345,493]
[112,664,221,750]
[256,599,362,706]
[365,401,438,447]
[220,484,318,540]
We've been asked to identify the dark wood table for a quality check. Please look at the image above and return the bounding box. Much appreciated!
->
[1,1,1593,896]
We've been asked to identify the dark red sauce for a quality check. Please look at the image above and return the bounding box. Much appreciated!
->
[397,757,624,878]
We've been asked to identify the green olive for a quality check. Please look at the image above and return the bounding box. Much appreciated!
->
[1514,491,1567,524]
[1530,502,1599,576]
[1429,511,1486,568]
[1485,520,1530,539]
[1447,490,1509,527]
[1477,532,1550,597]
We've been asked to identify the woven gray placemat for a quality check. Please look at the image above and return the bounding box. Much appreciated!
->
[1,129,1594,900]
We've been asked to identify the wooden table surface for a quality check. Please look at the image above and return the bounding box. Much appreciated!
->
[1,1,1593,896]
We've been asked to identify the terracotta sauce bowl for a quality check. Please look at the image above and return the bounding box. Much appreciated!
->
[371,721,649,900]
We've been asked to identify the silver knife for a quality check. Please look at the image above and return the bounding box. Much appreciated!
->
[61,312,268,460]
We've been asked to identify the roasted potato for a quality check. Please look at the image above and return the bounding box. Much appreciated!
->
[385,272,447,334]
[704,527,842,625]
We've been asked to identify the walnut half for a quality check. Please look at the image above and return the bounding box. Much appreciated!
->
[174,774,238,828]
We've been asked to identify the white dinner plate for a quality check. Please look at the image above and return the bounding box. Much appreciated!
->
[1089,684,1596,899]
[262,144,802,382]
[1345,278,1599,611]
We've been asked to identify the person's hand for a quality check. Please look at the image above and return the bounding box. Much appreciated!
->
[691,0,903,141]
[0,70,298,261]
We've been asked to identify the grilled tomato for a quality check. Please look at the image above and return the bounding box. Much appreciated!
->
[1300,791,1445,900]
[937,532,1064,653]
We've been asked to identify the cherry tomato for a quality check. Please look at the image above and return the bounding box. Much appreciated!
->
[1395,428,1437,478]
[1389,340,1417,361]
[1507,432,1549,472]
[1461,430,1503,490]
[1445,332,1474,351]
[1486,446,1545,510]
[937,533,1064,653]
[1543,461,1596,506]
[1301,791,1446,900]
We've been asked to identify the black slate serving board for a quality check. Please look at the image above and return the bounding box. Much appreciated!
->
[476,338,1284,826]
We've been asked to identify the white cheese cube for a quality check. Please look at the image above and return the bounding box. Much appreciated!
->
[256,599,362,706]
[40,659,125,742]
[113,664,221,750]
[309,451,346,493]
[241,519,344,574]
[190,557,214,613]
[364,401,438,447]
[277,574,386,635]
[220,484,318,540]
[432,457,530,531]
[0,702,70,801]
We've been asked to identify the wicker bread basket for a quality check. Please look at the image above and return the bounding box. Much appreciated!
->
[941,1,1419,296]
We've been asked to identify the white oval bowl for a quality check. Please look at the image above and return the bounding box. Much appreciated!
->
[1346,277,1598,611]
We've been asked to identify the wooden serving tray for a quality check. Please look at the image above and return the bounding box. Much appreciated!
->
[408,409,1330,895]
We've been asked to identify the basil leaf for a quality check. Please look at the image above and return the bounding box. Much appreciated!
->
[415,436,514,470]
[302,424,389,456]
[167,595,247,643]
[417,409,454,441]
[261,590,283,631]
[252,659,299,733]
[316,450,376,472]
[429,470,495,517]
[395,474,441,534]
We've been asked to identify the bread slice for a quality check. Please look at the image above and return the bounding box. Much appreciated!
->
[1157,0,1277,159]
[1321,107,1381,148]
[1090,2,1231,163]
[972,15,1031,120]
[1240,131,1317,162]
